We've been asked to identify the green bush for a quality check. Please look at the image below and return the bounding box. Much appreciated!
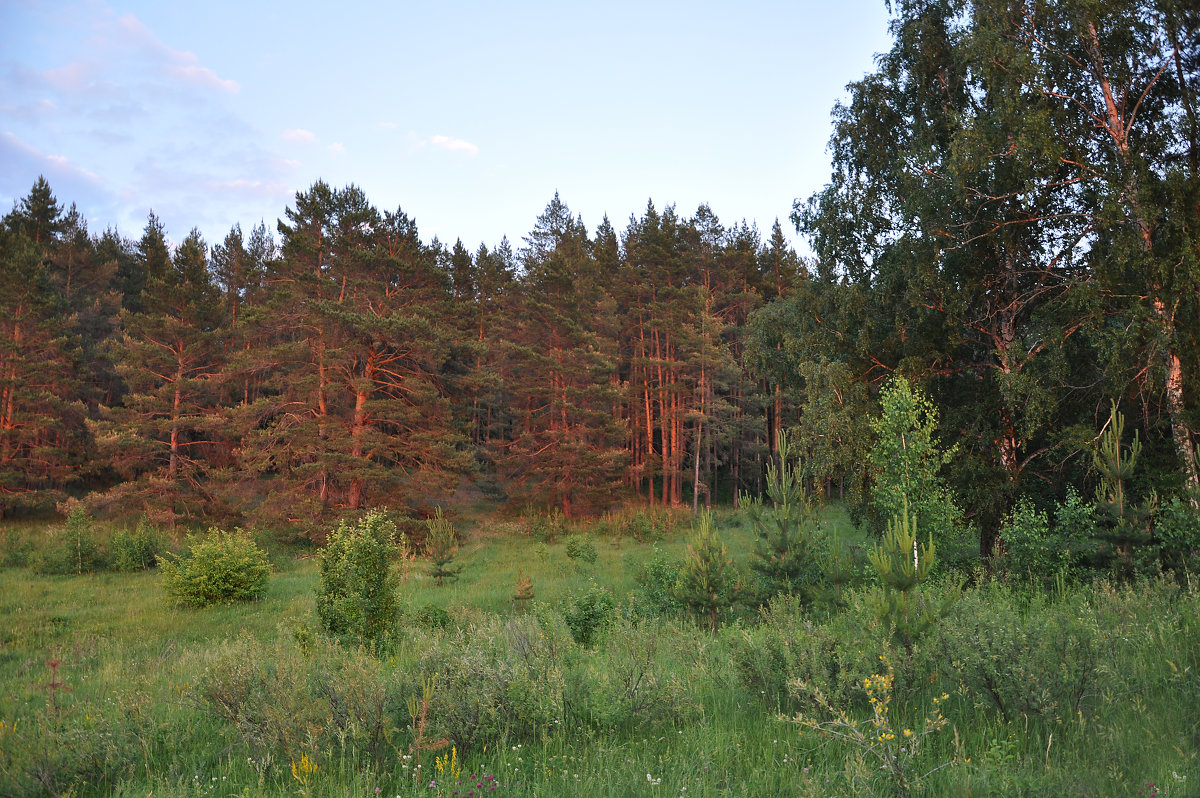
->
[35,506,105,575]
[675,512,739,632]
[937,584,1101,723]
[562,580,616,647]
[999,500,1063,584]
[414,614,566,751]
[110,517,165,571]
[316,510,400,642]
[0,527,34,568]
[1155,498,1200,577]
[564,536,598,565]
[632,544,683,616]
[414,602,451,629]
[160,528,270,608]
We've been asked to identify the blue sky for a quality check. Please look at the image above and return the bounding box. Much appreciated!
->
[0,0,892,253]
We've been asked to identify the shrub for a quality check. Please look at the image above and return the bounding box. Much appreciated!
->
[316,510,400,642]
[525,507,567,544]
[425,508,463,585]
[414,602,451,629]
[414,614,566,751]
[562,580,617,647]
[674,512,739,632]
[110,517,165,572]
[1155,498,1200,578]
[564,536,598,566]
[869,376,969,569]
[937,585,1101,723]
[632,545,683,616]
[0,527,34,568]
[35,505,104,575]
[999,500,1060,584]
[160,528,270,608]
[745,432,826,604]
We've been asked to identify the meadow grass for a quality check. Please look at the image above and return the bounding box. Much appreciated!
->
[0,505,1196,797]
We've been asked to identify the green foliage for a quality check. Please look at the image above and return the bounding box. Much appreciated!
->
[414,613,567,751]
[425,508,463,585]
[414,602,452,629]
[525,506,567,544]
[869,377,969,568]
[316,510,400,642]
[620,508,672,543]
[744,432,826,604]
[937,584,1104,724]
[674,511,739,632]
[631,544,683,616]
[1092,403,1158,579]
[867,501,947,651]
[35,505,104,575]
[1053,487,1099,562]
[110,517,165,571]
[564,536,598,566]
[159,528,270,607]
[999,500,1063,585]
[1155,498,1200,580]
[561,580,616,647]
[0,526,35,567]
[200,635,397,766]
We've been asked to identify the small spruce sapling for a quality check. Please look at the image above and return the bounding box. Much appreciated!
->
[1092,402,1157,579]
[868,500,948,654]
[513,569,535,611]
[425,508,463,586]
[675,511,739,633]
[744,432,826,604]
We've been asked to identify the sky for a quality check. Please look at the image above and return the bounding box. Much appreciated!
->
[0,0,894,255]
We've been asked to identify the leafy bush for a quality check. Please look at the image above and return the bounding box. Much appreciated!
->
[414,602,451,629]
[0,527,34,568]
[999,500,1061,584]
[1155,498,1200,577]
[563,616,701,733]
[562,581,616,647]
[160,528,270,608]
[414,614,566,751]
[525,507,567,544]
[317,510,400,642]
[869,376,970,569]
[632,545,683,616]
[35,505,104,575]
[110,517,165,572]
[200,636,396,765]
[937,584,1101,723]
[564,536,598,566]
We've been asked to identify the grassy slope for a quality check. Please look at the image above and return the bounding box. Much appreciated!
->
[0,505,1196,797]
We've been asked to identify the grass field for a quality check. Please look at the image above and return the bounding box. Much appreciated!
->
[0,505,1197,797]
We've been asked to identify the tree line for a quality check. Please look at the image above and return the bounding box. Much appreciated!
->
[0,177,803,532]
[2,0,1198,549]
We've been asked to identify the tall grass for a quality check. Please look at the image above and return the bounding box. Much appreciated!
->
[0,508,1195,797]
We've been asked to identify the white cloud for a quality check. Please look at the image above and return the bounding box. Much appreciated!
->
[327,142,345,155]
[2,131,103,184]
[169,62,239,94]
[281,128,318,144]
[430,134,479,155]
[111,13,239,94]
